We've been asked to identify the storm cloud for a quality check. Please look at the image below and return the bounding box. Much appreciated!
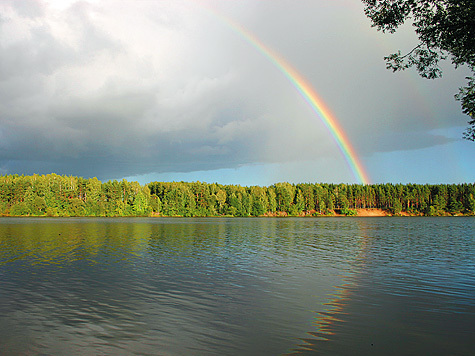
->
[0,0,470,182]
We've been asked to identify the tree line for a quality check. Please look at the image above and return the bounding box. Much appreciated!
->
[0,174,474,217]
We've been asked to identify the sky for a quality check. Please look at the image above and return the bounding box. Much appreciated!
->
[0,0,473,186]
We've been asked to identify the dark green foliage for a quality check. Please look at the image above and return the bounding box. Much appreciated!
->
[341,207,358,216]
[362,0,475,140]
[0,174,474,217]
[390,198,403,214]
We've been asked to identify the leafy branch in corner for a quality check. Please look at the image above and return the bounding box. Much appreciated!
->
[362,0,475,140]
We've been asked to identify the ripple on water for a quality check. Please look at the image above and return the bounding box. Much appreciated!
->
[0,217,474,355]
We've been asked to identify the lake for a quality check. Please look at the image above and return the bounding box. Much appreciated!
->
[0,217,474,355]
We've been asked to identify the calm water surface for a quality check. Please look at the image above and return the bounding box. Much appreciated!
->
[0,217,474,355]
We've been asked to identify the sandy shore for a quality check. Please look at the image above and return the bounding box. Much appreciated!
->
[355,209,389,216]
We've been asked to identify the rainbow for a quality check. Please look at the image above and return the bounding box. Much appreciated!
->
[200,5,371,184]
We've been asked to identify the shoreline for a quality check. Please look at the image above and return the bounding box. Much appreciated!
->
[1,209,472,218]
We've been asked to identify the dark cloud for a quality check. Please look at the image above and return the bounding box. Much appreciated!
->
[0,0,469,181]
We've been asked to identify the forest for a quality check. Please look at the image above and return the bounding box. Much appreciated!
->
[0,174,474,217]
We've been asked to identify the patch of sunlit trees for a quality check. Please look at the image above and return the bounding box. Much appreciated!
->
[0,174,474,217]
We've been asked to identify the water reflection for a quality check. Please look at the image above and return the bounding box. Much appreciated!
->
[291,217,475,356]
[0,218,352,355]
[0,217,474,355]
[290,219,372,354]
[0,218,152,266]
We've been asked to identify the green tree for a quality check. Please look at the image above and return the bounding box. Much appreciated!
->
[150,194,161,214]
[250,186,268,216]
[241,191,252,216]
[227,193,241,216]
[0,201,7,215]
[326,192,335,213]
[295,189,305,213]
[31,196,47,215]
[267,187,277,213]
[390,198,403,214]
[274,183,295,213]
[215,189,227,215]
[465,193,475,214]
[297,184,315,211]
[10,202,31,216]
[313,184,326,213]
[337,194,350,211]
[363,0,475,139]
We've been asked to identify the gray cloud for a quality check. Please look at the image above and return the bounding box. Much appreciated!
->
[363,132,460,154]
[3,0,45,19]
[0,0,468,181]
